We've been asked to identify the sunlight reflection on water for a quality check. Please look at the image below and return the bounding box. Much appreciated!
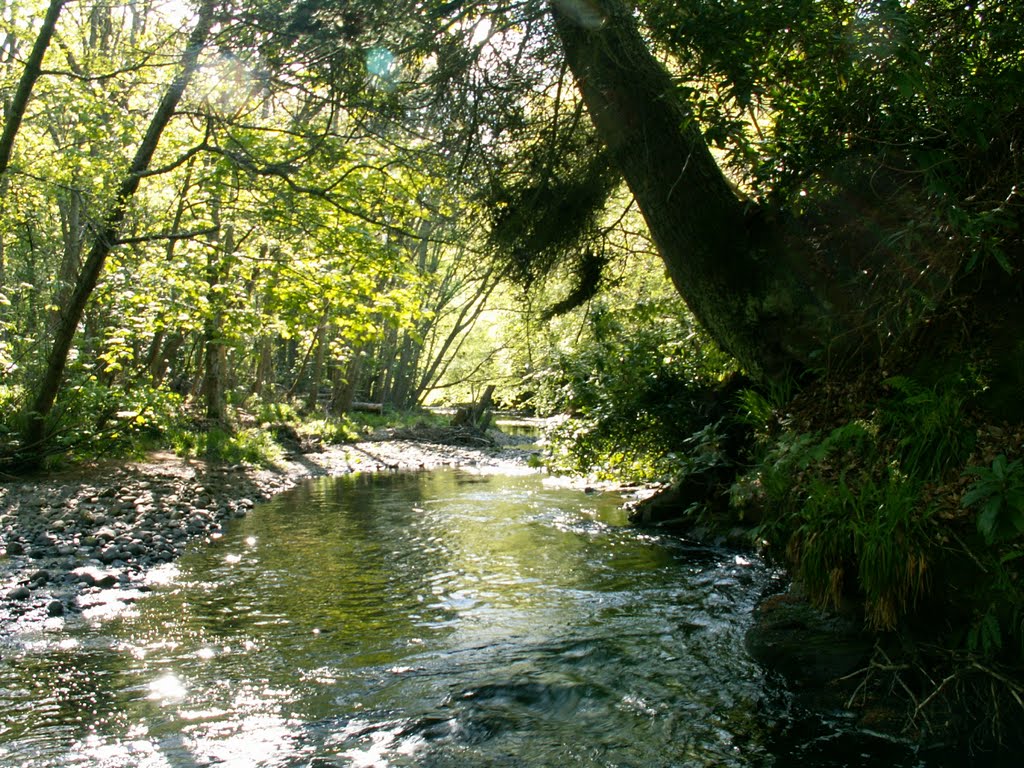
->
[0,470,945,767]
[147,672,186,703]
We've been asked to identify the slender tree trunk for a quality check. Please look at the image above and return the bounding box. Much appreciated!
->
[286,330,318,399]
[23,1,215,457]
[305,319,329,412]
[202,223,232,426]
[0,212,5,298]
[143,329,165,377]
[414,268,499,399]
[252,337,273,398]
[0,0,65,327]
[550,0,814,379]
[50,190,85,331]
[374,325,399,404]
[0,0,65,180]
[150,331,183,386]
[331,346,365,415]
[389,333,422,410]
[143,157,193,383]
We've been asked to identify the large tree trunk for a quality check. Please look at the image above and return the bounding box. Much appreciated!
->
[22,0,215,459]
[550,0,820,379]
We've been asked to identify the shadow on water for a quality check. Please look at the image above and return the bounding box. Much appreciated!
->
[0,469,982,767]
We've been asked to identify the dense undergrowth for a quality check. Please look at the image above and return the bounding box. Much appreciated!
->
[746,373,1024,748]
[531,304,1024,747]
[0,378,451,472]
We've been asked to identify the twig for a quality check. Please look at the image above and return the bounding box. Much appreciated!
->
[972,662,1024,711]
[915,672,957,718]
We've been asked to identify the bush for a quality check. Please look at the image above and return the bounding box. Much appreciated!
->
[536,300,736,479]
[170,425,284,465]
[741,415,933,629]
[963,454,1024,545]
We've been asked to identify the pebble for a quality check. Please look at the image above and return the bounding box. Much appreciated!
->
[7,586,31,600]
[1,439,515,634]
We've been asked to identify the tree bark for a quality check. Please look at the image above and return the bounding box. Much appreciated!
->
[550,0,815,379]
[330,346,365,415]
[203,223,232,426]
[0,0,66,181]
[0,0,66,318]
[252,337,274,398]
[23,0,215,457]
[305,319,329,412]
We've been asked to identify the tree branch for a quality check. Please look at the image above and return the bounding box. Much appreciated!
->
[113,227,217,246]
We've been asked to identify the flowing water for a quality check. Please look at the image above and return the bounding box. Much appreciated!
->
[0,469,946,766]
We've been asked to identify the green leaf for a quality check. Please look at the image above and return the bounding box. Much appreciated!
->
[977,500,1002,544]
[961,484,992,509]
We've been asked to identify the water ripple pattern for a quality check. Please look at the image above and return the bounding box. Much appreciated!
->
[0,469,931,767]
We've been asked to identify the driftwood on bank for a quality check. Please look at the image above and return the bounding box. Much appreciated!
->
[350,401,384,414]
[452,385,495,430]
[380,424,496,448]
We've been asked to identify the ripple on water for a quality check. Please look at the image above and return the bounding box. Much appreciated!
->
[0,469,947,767]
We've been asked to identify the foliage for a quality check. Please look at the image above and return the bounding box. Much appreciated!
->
[879,375,976,480]
[169,426,284,466]
[42,378,186,462]
[739,377,971,631]
[736,367,1024,674]
[963,545,1024,660]
[790,469,932,630]
[301,416,362,444]
[536,294,736,480]
[963,455,1024,545]
[638,0,1023,246]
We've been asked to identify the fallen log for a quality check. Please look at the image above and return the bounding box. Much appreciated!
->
[350,401,384,414]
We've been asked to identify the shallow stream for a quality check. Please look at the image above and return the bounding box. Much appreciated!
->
[0,469,945,766]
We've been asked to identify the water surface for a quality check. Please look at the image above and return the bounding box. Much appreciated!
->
[0,469,937,766]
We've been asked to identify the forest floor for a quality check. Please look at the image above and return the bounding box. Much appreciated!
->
[0,429,538,636]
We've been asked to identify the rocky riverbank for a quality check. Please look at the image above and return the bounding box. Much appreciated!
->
[1,436,531,635]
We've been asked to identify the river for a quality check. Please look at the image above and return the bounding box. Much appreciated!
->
[0,468,943,766]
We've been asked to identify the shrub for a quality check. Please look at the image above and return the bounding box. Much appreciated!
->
[962,454,1024,545]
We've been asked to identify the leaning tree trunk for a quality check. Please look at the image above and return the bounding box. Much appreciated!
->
[550,0,823,380]
[22,1,215,459]
[0,0,67,317]
[0,0,65,181]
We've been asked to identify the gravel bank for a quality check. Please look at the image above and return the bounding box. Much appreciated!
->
[1,436,532,634]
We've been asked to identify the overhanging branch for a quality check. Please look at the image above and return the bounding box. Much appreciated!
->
[113,227,217,246]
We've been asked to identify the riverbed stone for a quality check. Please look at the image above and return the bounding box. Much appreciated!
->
[98,545,123,564]
[7,585,31,600]
[746,589,871,688]
[46,600,64,617]
[73,566,121,588]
